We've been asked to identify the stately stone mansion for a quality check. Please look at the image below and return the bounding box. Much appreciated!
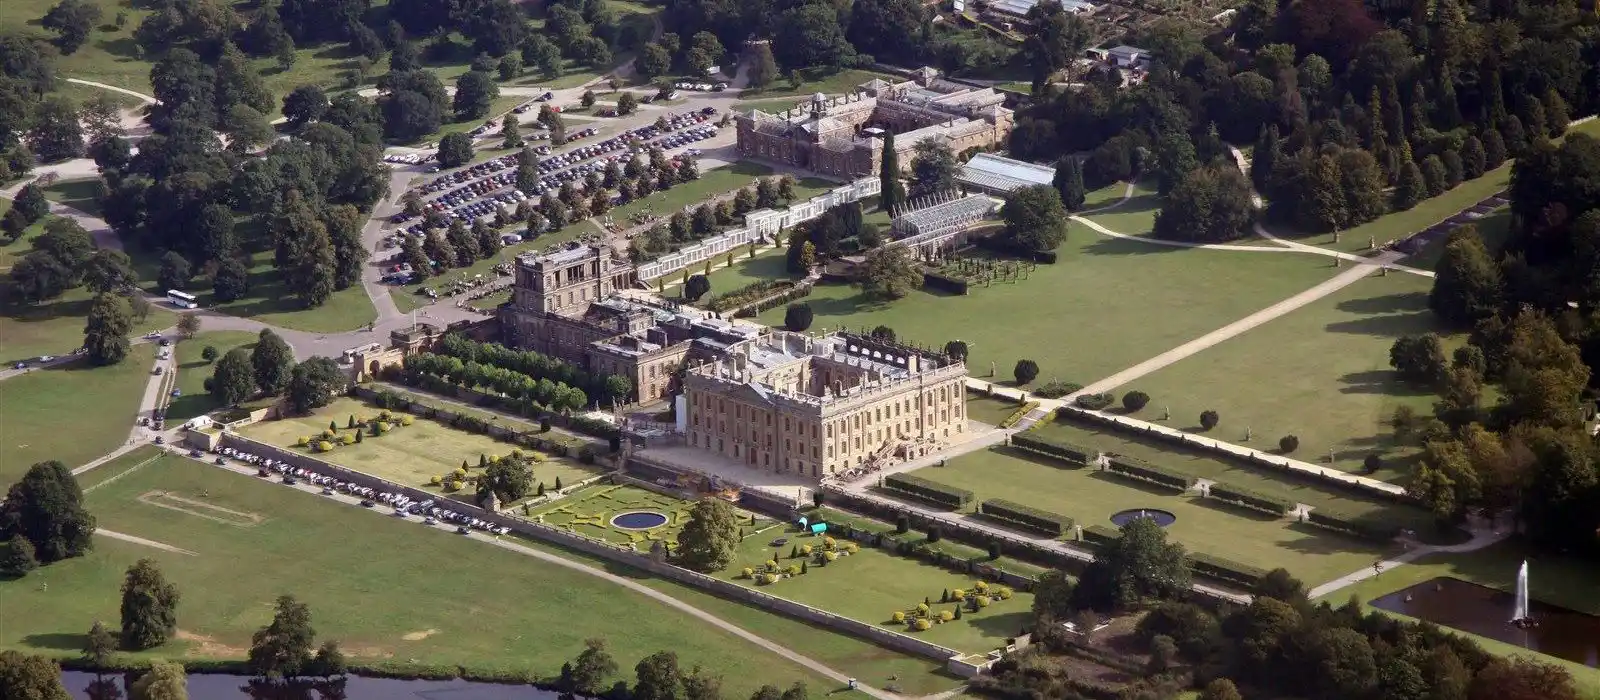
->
[735,68,1015,178]
[500,244,972,479]
[682,331,969,479]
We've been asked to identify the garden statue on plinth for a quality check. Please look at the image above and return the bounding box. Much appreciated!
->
[1162,406,1171,420]
[1244,426,1252,441]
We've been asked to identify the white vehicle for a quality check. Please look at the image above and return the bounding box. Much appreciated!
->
[166,289,199,309]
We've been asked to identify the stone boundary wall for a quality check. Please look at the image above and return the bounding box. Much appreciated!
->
[635,177,882,281]
[215,433,969,670]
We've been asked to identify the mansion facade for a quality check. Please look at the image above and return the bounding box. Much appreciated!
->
[735,68,1015,179]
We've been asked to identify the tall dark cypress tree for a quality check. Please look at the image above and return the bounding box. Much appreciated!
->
[1052,157,1086,211]
[1250,125,1278,193]
[879,131,904,213]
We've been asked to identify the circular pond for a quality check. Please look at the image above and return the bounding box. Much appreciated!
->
[611,511,669,530]
[1109,509,1177,528]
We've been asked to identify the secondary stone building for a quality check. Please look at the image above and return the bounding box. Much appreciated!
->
[499,243,761,403]
[735,68,1015,179]
[682,331,969,479]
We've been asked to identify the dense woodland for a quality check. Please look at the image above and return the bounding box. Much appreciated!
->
[1012,0,1599,243]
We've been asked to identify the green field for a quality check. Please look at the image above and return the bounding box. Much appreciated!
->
[725,522,1037,654]
[1265,165,1514,255]
[1025,419,1439,536]
[164,331,261,421]
[239,396,603,492]
[40,179,104,218]
[1080,180,1160,233]
[0,452,856,695]
[913,446,1399,586]
[0,344,154,482]
[689,244,793,294]
[759,230,1338,386]
[964,395,1027,427]
[1320,540,1600,695]
[1125,271,1443,479]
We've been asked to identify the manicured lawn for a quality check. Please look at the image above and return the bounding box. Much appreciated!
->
[810,507,1051,580]
[724,522,1037,654]
[689,244,794,294]
[0,453,848,696]
[964,395,1027,427]
[1080,180,1159,233]
[41,178,104,218]
[604,161,779,225]
[164,331,260,421]
[1026,419,1438,535]
[1320,540,1600,695]
[238,396,603,491]
[0,0,158,96]
[0,344,154,482]
[1122,271,1444,480]
[915,447,1400,587]
[370,382,596,451]
[759,228,1339,386]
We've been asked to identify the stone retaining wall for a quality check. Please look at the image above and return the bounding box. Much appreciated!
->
[216,433,970,672]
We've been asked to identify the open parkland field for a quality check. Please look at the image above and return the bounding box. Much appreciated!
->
[0,449,897,696]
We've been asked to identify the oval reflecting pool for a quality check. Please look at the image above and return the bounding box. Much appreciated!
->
[611,511,669,530]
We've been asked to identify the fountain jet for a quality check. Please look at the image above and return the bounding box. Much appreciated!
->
[1512,560,1532,626]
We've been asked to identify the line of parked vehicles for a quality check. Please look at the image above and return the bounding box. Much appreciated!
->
[206,446,514,536]
[391,108,721,235]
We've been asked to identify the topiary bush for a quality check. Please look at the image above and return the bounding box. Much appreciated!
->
[926,526,941,543]
[1279,434,1300,453]
[1363,454,1383,474]
[400,415,414,426]
[1122,390,1150,412]
[296,436,309,447]
[430,476,442,485]
[891,611,906,623]
[762,572,779,584]
[341,434,356,446]
[1199,410,1220,431]
[742,567,754,579]
[938,610,954,622]
[913,618,931,631]
[1033,380,1082,398]
[316,441,334,452]
[1074,393,1115,410]
[1013,359,1040,385]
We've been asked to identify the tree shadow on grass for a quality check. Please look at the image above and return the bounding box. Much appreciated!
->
[1322,310,1438,337]
[1086,471,1189,499]
[96,37,145,63]
[21,632,84,652]
[1276,523,1392,557]
[965,609,1032,641]
[1337,370,1433,397]
[1333,292,1429,316]
[1078,236,1186,258]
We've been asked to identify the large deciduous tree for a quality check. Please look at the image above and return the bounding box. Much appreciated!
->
[211,349,256,407]
[1000,185,1069,251]
[83,293,134,366]
[0,461,94,564]
[858,244,921,301]
[909,140,959,200]
[1151,165,1255,243]
[1074,517,1191,610]
[129,661,188,700]
[1429,227,1503,327]
[252,329,295,396]
[676,497,740,572]
[249,595,316,678]
[287,357,346,414]
[120,558,179,650]
[0,651,71,700]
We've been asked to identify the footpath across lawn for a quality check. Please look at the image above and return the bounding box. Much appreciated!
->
[0,454,846,697]
[1125,272,1444,480]
[0,344,155,482]
[761,230,1337,386]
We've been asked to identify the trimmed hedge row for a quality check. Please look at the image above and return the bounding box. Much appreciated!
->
[1306,509,1402,542]
[980,499,1073,536]
[1106,456,1196,491]
[923,270,970,295]
[1081,524,1122,548]
[1053,405,1416,505]
[1010,432,1093,465]
[1186,552,1269,587]
[998,402,1038,429]
[883,473,974,509]
[1207,483,1294,516]
[733,280,816,318]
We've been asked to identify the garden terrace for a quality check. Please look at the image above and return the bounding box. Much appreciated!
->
[0,451,846,695]
[965,394,1028,427]
[237,396,604,498]
[1028,418,1438,536]
[525,481,774,552]
[907,447,1400,585]
[809,506,1049,580]
[725,520,1036,654]
[758,230,1339,386]
[367,383,596,452]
